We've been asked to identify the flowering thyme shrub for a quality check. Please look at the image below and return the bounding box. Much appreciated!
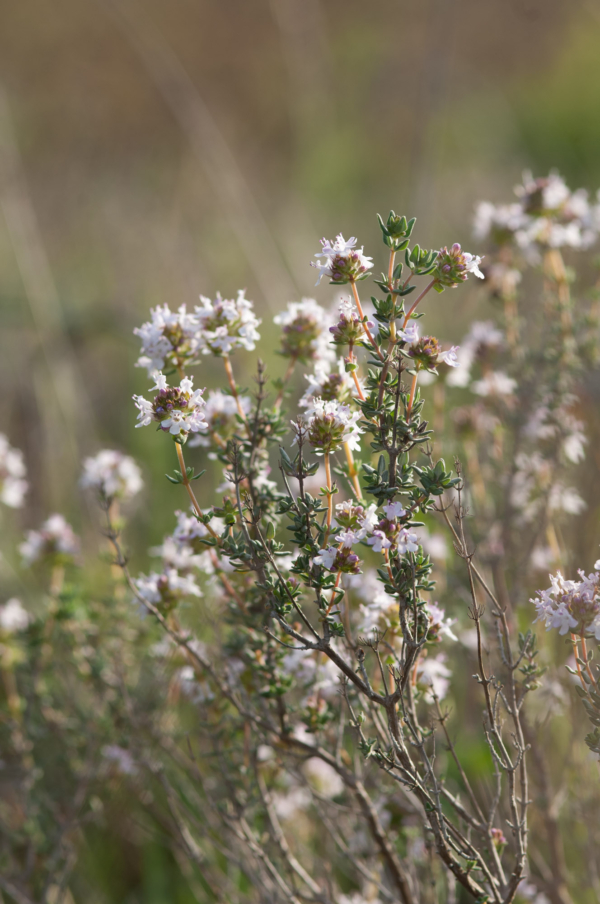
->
[3,175,600,904]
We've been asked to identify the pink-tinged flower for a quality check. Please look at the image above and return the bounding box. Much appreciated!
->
[333,501,378,541]
[396,528,419,555]
[134,303,201,375]
[417,652,451,701]
[133,372,208,439]
[471,371,517,397]
[306,398,363,455]
[299,360,353,412]
[81,449,143,501]
[194,290,261,356]
[366,530,392,553]
[312,234,374,285]
[19,514,80,567]
[383,501,407,520]
[274,298,335,364]
[314,545,361,574]
[424,602,457,642]
[187,389,251,449]
[434,243,484,289]
[0,434,28,509]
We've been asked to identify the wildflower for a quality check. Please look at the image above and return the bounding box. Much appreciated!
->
[366,530,392,553]
[133,372,208,438]
[531,570,600,639]
[187,389,251,449]
[383,501,406,520]
[102,745,138,776]
[306,398,363,455]
[81,449,143,501]
[333,501,377,539]
[134,303,201,375]
[20,514,80,566]
[0,434,28,509]
[312,234,374,285]
[491,828,507,849]
[314,546,361,574]
[396,528,419,555]
[194,290,261,355]
[433,243,484,290]
[0,598,30,633]
[135,568,202,613]
[424,602,457,642]
[473,201,526,245]
[299,360,353,412]
[329,297,374,347]
[274,298,334,364]
[403,330,459,373]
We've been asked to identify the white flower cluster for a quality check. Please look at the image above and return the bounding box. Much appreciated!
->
[306,398,363,454]
[532,570,600,639]
[312,234,374,285]
[80,449,143,501]
[19,514,80,566]
[134,293,261,374]
[0,433,28,509]
[474,171,600,257]
[299,359,355,412]
[134,373,208,438]
[195,290,261,356]
[0,598,30,633]
[134,304,201,374]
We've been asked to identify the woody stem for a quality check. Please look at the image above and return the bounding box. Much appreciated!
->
[402,279,435,328]
[350,281,384,361]
[222,355,248,423]
[324,451,333,530]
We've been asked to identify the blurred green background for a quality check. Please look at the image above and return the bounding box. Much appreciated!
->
[2,1,600,900]
[2,0,600,542]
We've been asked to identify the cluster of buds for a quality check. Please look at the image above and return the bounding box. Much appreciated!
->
[312,234,374,285]
[19,514,80,567]
[306,398,363,455]
[531,570,600,639]
[433,243,484,290]
[329,297,374,347]
[133,373,207,439]
[195,290,261,356]
[400,326,459,373]
[273,298,334,364]
[134,304,201,375]
[80,449,143,501]
[0,433,28,509]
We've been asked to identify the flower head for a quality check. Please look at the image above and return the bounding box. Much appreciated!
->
[81,450,143,501]
[434,243,484,290]
[314,546,361,574]
[274,298,334,364]
[306,398,363,455]
[194,290,261,356]
[299,360,353,412]
[396,528,419,555]
[134,304,201,375]
[400,327,459,373]
[531,570,600,639]
[312,234,373,285]
[0,434,28,509]
[19,514,80,567]
[133,372,208,439]
[329,297,374,347]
